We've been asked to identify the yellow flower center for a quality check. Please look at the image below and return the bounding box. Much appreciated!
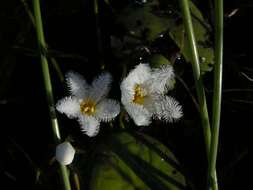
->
[133,84,145,105]
[80,100,96,116]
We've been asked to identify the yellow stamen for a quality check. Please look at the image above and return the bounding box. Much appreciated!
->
[80,100,96,115]
[133,84,145,105]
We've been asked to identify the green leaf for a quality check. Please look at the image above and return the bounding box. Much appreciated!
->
[90,132,186,190]
[116,0,214,74]
[117,0,174,41]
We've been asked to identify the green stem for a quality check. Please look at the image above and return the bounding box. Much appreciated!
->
[119,111,126,129]
[179,1,219,189]
[33,1,71,190]
[20,0,64,83]
[209,0,223,189]
[179,0,211,156]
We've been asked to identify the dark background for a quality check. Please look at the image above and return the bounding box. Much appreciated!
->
[0,0,251,189]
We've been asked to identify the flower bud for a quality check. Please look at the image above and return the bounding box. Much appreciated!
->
[55,142,75,165]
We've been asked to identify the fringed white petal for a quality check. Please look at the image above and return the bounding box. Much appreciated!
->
[124,103,151,126]
[153,96,183,122]
[121,64,152,95]
[89,72,112,102]
[128,64,152,84]
[95,99,120,122]
[55,142,75,165]
[121,86,134,105]
[149,64,175,94]
[66,71,89,98]
[142,95,157,114]
[56,96,80,118]
[78,115,100,137]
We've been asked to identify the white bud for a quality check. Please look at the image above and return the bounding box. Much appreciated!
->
[55,142,75,165]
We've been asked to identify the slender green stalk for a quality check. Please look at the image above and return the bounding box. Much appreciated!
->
[209,0,223,189]
[20,0,64,83]
[179,0,211,156]
[33,1,71,190]
[179,1,219,190]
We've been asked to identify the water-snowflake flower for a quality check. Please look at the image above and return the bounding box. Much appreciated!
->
[121,63,182,126]
[56,71,120,137]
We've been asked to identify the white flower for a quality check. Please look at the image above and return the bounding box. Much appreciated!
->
[56,71,120,137]
[121,64,182,126]
[56,142,75,165]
